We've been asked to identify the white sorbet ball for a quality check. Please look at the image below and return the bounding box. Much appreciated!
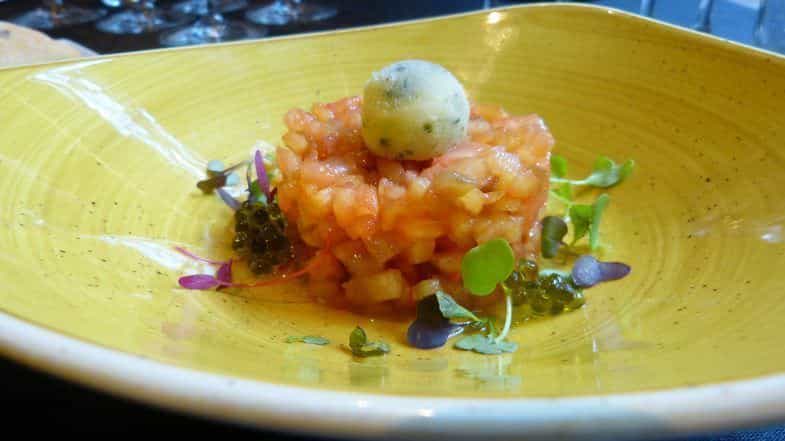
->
[361,60,470,160]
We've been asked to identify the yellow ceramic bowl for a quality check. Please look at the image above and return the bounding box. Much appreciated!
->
[2,4,785,439]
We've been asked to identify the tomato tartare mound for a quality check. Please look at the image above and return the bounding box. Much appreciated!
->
[276,98,554,309]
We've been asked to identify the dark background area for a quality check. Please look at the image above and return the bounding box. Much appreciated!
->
[0,0,501,54]
[1,0,783,439]
[0,0,768,54]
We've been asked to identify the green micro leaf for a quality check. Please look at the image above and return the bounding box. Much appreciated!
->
[569,194,611,249]
[589,193,610,250]
[553,183,573,202]
[286,335,330,345]
[248,180,269,205]
[569,203,593,244]
[356,341,391,356]
[541,216,568,258]
[550,154,568,178]
[550,154,573,202]
[550,156,634,189]
[461,238,516,296]
[583,157,635,188]
[349,326,367,348]
[348,326,390,357]
[435,291,482,323]
[485,317,498,338]
[454,334,518,355]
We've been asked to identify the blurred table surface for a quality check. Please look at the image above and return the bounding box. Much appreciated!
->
[1,0,783,440]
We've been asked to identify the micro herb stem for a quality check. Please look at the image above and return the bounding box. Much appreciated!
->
[494,292,513,344]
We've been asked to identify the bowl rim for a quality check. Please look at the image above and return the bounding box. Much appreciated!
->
[3,3,785,439]
[3,310,785,439]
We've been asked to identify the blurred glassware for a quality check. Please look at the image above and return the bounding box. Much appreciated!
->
[97,0,188,34]
[12,0,106,30]
[756,0,785,53]
[170,0,248,16]
[693,0,715,32]
[245,0,337,26]
[640,0,655,16]
[483,0,590,7]
[159,0,266,46]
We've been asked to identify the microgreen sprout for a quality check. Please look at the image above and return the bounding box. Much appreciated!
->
[254,150,271,198]
[206,159,226,177]
[174,246,225,265]
[196,160,247,194]
[215,259,233,285]
[550,156,635,188]
[174,247,233,290]
[435,291,482,323]
[231,149,292,275]
[246,161,254,192]
[175,248,321,291]
[407,293,466,349]
[248,180,268,205]
[456,238,519,354]
[348,326,390,357]
[178,274,223,290]
[569,193,610,250]
[550,154,568,178]
[216,187,241,211]
[454,333,518,355]
[541,216,568,258]
[460,238,515,296]
[550,154,573,202]
[286,336,330,345]
[544,152,633,258]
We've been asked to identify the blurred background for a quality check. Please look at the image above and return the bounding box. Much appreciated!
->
[0,0,778,54]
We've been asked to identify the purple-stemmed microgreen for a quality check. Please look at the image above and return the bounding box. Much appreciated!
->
[406,293,467,349]
[175,247,232,291]
[174,246,226,265]
[246,160,254,191]
[178,274,223,290]
[216,187,241,211]
[216,259,233,285]
[245,150,272,205]
[248,181,268,205]
[206,160,226,177]
[254,150,270,198]
[571,255,631,288]
[196,160,247,194]
[174,247,325,291]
